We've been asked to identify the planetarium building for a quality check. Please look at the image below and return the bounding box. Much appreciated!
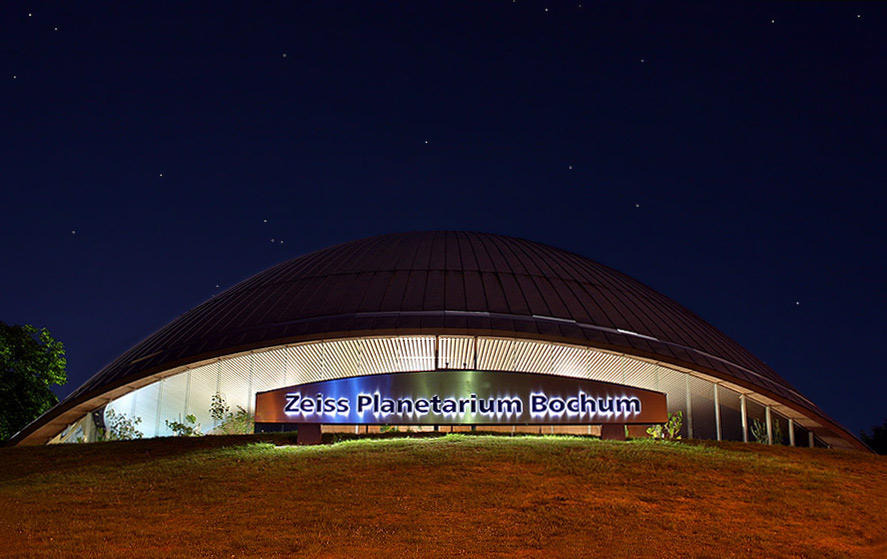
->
[11,232,865,450]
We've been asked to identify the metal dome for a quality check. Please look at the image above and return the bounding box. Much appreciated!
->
[11,231,865,449]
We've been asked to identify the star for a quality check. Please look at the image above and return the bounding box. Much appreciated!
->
[795,301,800,305]
[425,140,429,144]
[159,173,163,177]
[215,284,219,288]
[640,58,645,63]
[271,239,275,243]
[282,53,287,58]
[13,75,16,79]
[71,230,76,235]
[771,20,775,24]
[54,27,58,31]
[635,204,640,208]
[568,165,573,170]
[28,13,32,17]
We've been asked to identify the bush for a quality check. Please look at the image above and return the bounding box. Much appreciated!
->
[166,414,202,437]
[209,393,254,435]
[647,411,683,440]
[99,409,144,441]
[751,417,783,444]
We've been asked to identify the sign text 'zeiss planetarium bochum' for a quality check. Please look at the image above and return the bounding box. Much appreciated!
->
[256,371,667,426]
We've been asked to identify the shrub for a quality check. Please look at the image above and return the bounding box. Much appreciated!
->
[166,414,202,437]
[99,409,144,441]
[209,393,255,435]
[647,411,683,440]
[751,417,784,444]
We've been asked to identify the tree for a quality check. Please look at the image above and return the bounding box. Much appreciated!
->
[860,419,887,455]
[0,322,67,442]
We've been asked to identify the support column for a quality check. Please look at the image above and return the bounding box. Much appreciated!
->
[740,394,748,443]
[808,431,814,448]
[713,383,722,441]
[297,423,322,445]
[685,375,694,439]
[601,424,626,441]
[788,419,795,447]
[765,406,773,445]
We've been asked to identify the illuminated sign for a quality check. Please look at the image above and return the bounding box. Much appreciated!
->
[255,370,667,425]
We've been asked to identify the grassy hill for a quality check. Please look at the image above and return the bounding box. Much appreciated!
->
[1,434,884,558]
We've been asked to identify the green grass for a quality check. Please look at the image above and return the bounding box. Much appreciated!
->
[1,434,885,558]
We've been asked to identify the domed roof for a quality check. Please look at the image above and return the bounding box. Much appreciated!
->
[12,231,863,449]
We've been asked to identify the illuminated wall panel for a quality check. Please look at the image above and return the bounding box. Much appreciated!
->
[476,338,516,371]
[157,373,189,436]
[187,363,222,432]
[217,355,252,418]
[97,334,798,445]
[551,344,597,379]
[688,375,717,441]
[439,336,474,369]
[322,339,361,379]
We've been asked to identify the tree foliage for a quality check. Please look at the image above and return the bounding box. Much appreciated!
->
[646,410,683,440]
[860,419,887,455]
[210,393,254,435]
[99,409,144,441]
[166,414,202,437]
[0,322,67,442]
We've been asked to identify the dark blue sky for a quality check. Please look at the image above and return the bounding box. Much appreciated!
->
[3,2,885,437]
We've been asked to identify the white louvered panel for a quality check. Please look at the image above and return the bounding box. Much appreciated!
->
[217,354,252,416]
[127,381,161,439]
[477,338,516,371]
[397,336,435,372]
[688,374,717,440]
[104,390,137,430]
[186,363,222,431]
[323,339,361,379]
[621,358,656,390]
[282,345,304,385]
[583,350,625,383]
[362,337,398,374]
[513,339,553,374]
[289,342,325,384]
[439,336,474,369]
[251,349,288,395]
[551,343,592,379]
[656,367,689,418]
[155,373,189,436]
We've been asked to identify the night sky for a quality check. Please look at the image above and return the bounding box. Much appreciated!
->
[3,2,885,438]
